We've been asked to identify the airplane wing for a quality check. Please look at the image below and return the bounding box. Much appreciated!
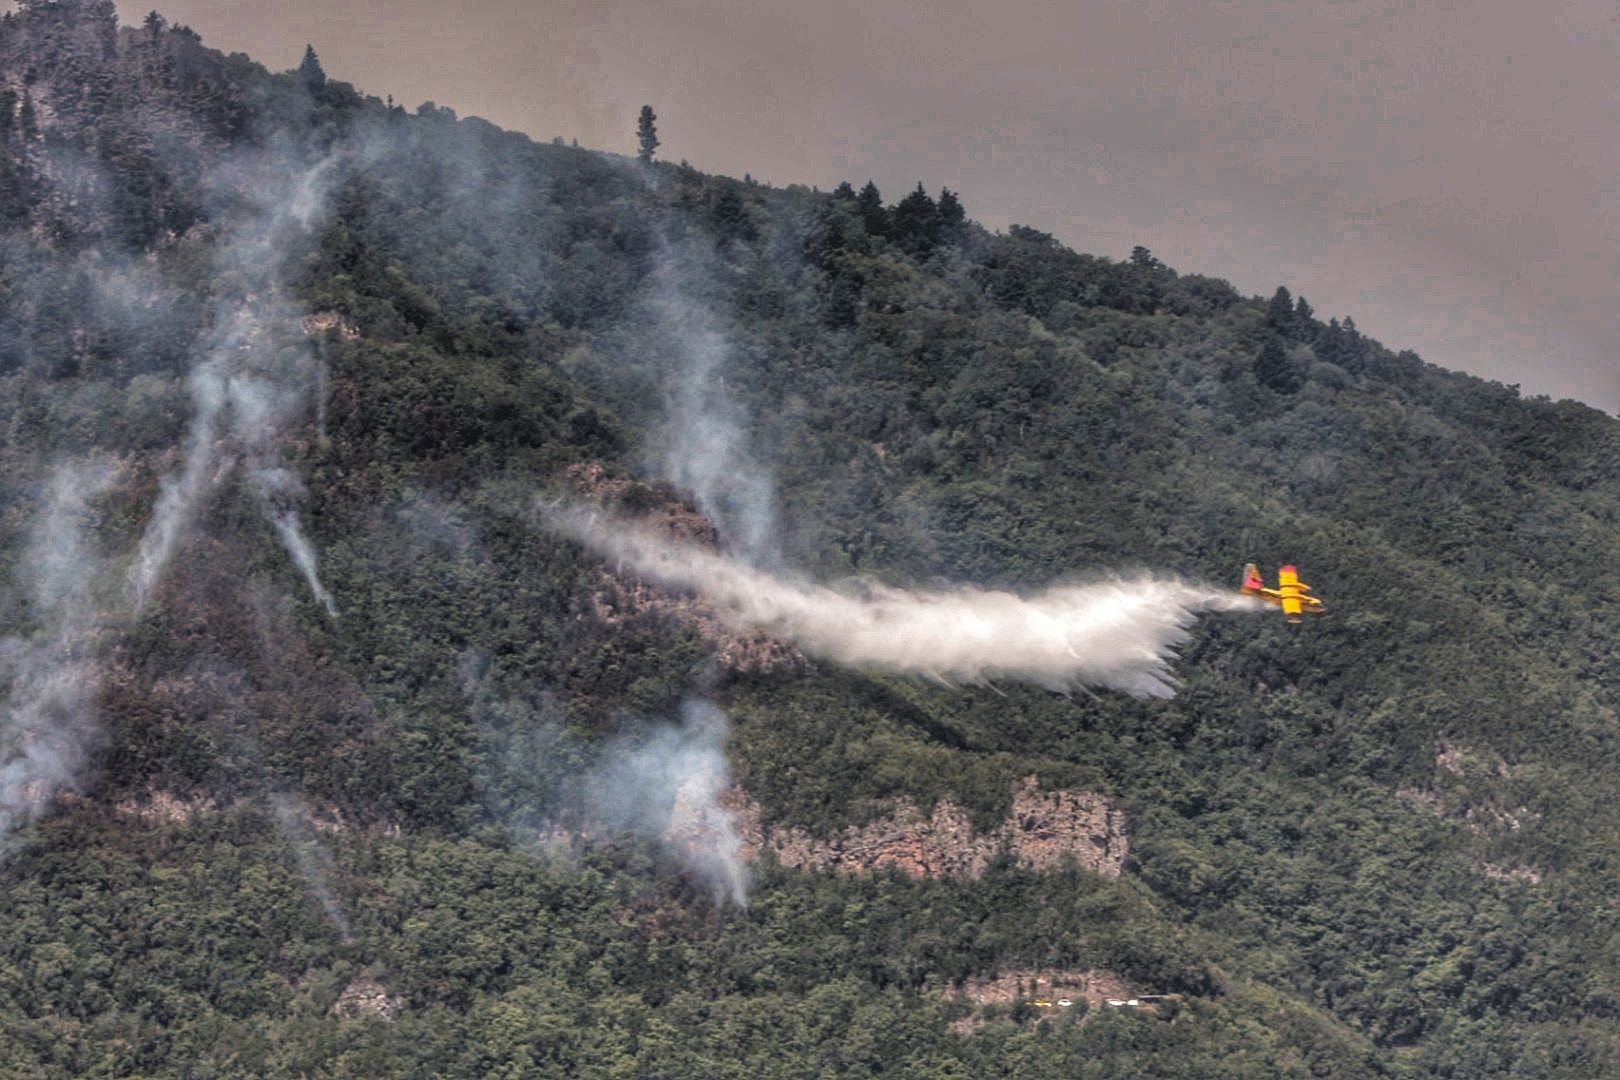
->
[1277,565,1325,620]
[1277,565,1300,618]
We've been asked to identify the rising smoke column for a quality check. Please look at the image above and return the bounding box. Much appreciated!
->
[0,463,113,855]
[3,148,341,854]
[642,241,781,568]
[268,791,353,940]
[129,153,339,618]
[551,506,1259,698]
[464,648,748,906]
[584,699,749,907]
[0,152,344,858]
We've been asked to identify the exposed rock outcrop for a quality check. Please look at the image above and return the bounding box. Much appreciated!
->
[1476,861,1541,885]
[942,968,1140,1033]
[1398,741,1537,836]
[113,789,217,824]
[1399,742,1543,884]
[730,776,1128,879]
[1434,741,1518,780]
[332,978,402,1021]
[111,789,400,836]
[945,967,1133,1009]
[300,311,359,339]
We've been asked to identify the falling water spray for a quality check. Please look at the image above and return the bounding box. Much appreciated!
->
[268,792,354,940]
[549,505,1260,697]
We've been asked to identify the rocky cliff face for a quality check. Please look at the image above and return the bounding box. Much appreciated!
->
[728,775,1128,879]
[945,967,1134,1009]
[331,978,403,1021]
[942,967,1156,1034]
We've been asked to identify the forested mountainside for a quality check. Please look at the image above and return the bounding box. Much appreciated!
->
[2,2,1620,1076]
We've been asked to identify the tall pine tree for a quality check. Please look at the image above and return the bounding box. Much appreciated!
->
[892,182,939,254]
[1267,285,1294,333]
[856,180,888,237]
[298,44,326,90]
[937,187,965,240]
[637,105,659,163]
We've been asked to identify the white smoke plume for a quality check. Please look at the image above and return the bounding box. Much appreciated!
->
[256,468,339,619]
[551,506,1261,698]
[645,248,780,567]
[268,791,353,941]
[128,355,228,611]
[464,648,747,906]
[585,700,749,907]
[128,154,339,617]
[0,462,113,855]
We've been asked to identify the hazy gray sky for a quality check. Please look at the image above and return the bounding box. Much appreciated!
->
[117,1,1617,410]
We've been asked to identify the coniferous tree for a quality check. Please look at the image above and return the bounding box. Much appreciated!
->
[1340,315,1366,371]
[1255,338,1301,392]
[937,187,965,238]
[1319,317,1345,363]
[710,186,754,243]
[892,182,939,254]
[1267,285,1294,332]
[88,0,117,55]
[1130,245,1163,270]
[298,44,326,90]
[856,180,888,237]
[1294,294,1313,326]
[1115,246,1167,312]
[636,105,659,163]
[18,90,36,140]
[140,9,167,76]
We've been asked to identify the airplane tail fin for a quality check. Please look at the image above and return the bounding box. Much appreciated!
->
[1241,563,1264,594]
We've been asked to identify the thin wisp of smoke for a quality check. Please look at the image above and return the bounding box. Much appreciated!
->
[2,150,343,857]
[550,506,1260,698]
[268,792,354,941]
[128,357,227,611]
[465,647,749,907]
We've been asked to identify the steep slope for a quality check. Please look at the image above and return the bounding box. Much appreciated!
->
[0,2,1618,1076]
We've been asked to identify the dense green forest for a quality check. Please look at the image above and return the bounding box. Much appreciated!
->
[2,1,1619,1075]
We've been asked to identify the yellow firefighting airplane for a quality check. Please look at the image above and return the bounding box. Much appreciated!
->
[1242,564,1324,624]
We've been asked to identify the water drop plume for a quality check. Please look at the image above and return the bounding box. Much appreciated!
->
[549,505,1260,698]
